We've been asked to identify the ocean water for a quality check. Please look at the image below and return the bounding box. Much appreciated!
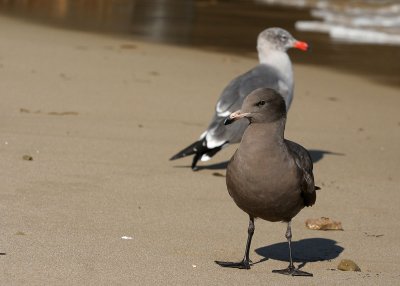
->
[260,0,400,45]
[0,0,399,86]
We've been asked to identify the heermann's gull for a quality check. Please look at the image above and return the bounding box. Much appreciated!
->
[215,88,318,276]
[170,28,308,170]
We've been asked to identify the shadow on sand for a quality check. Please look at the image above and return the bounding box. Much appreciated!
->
[174,149,344,171]
[254,238,344,268]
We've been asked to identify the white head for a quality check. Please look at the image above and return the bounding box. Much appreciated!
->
[257,27,308,55]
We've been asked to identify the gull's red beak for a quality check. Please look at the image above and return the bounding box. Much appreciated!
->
[293,41,309,51]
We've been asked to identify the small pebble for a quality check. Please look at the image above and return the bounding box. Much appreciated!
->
[337,259,361,272]
[22,155,33,161]
[212,172,225,177]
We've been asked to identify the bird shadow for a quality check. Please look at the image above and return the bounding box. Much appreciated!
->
[173,149,345,171]
[172,161,229,171]
[253,238,344,268]
[196,161,229,170]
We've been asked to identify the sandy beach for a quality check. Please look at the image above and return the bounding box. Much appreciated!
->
[0,15,399,285]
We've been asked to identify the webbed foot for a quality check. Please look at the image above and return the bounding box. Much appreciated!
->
[215,259,251,270]
[272,265,313,276]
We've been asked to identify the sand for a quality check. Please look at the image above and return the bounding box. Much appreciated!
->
[0,15,399,285]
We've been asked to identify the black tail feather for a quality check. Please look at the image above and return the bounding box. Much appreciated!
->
[204,146,223,158]
[170,140,202,161]
[170,138,226,170]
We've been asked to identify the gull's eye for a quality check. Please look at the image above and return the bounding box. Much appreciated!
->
[257,100,266,107]
[279,35,288,42]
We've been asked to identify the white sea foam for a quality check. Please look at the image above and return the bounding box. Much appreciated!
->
[295,21,331,33]
[258,0,400,45]
[330,26,400,45]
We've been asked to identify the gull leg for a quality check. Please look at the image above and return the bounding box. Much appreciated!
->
[191,153,201,171]
[215,216,254,269]
[272,221,313,276]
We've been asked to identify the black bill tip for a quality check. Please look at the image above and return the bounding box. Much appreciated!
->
[224,117,234,125]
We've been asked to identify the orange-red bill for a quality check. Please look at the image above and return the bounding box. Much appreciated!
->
[294,41,309,51]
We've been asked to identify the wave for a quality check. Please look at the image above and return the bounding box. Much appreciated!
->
[256,0,400,45]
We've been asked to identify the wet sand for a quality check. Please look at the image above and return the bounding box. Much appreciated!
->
[1,0,400,87]
[0,15,400,285]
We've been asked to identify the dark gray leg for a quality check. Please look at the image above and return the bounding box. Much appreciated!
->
[272,221,313,276]
[191,153,201,171]
[215,216,254,269]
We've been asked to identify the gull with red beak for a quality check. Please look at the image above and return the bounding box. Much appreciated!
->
[170,27,309,170]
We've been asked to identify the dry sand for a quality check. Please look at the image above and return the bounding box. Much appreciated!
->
[0,15,399,285]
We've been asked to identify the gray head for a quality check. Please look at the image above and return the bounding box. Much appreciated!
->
[257,27,308,53]
[224,88,286,125]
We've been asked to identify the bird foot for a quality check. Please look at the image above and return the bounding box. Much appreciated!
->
[272,265,313,277]
[215,259,251,269]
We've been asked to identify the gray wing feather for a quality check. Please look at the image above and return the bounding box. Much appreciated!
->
[216,64,289,114]
[206,64,292,146]
[285,140,317,207]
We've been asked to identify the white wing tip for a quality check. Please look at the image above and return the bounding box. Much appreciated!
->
[201,154,211,161]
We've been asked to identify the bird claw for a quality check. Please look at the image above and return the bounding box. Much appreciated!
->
[272,265,313,276]
[215,259,251,269]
